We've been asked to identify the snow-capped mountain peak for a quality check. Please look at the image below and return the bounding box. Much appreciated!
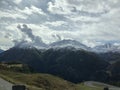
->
[11,39,120,53]
[92,43,120,53]
[49,39,90,50]
[13,39,90,51]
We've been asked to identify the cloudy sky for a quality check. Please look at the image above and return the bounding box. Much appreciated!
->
[0,0,120,50]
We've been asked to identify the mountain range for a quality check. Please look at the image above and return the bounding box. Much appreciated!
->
[13,39,120,53]
[93,43,120,53]
[0,40,120,86]
[0,49,4,53]
[0,47,109,83]
[49,39,90,50]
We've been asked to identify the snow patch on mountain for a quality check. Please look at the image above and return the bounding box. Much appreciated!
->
[92,43,120,53]
[49,39,90,50]
[11,38,120,53]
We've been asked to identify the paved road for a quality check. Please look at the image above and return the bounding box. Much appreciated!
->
[84,81,120,90]
[0,78,13,90]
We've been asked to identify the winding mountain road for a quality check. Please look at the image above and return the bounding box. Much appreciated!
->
[84,81,120,90]
[0,78,13,90]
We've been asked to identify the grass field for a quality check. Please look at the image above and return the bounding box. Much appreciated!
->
[0,70,104,90]
[0,70,75,90]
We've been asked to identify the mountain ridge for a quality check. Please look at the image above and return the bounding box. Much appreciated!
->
[0,49,4,53]
[0,47,109,83]
[11,39,120,53]
[0,45,120,86]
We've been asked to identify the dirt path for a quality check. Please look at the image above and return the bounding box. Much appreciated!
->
[0,78,13,90]
[84,81,120,90]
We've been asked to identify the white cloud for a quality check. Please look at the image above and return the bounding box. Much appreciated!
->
[0,10,27,19]
[13,0,22,4]
[48,0,110,14]
[48,0,72,15]
[15,5,46,16]
[66,15,100,22]
[1,0,120,49]
[44,21,67,27]
[0,5,46,20]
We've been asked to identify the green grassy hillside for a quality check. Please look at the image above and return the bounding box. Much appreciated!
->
[0,70,75,90]
[0,70,103,90]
